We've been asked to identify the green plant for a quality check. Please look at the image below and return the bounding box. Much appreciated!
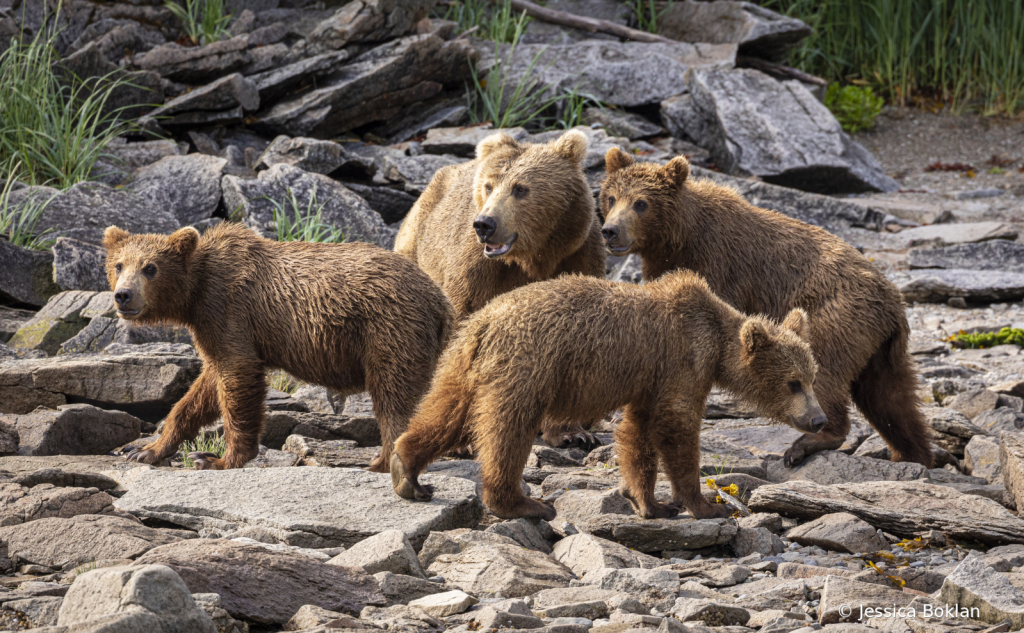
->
[165,0,232,47]
[824,84,884,132]
[439,0,528,43]
[0,21,139,189]
[556,89,604,130]
[0,166,57,250]
[626,0,673,34]
[765,0,1024,115]
[180,433,227,468]
[953,327,1024,349]
[265,186,348,244]
[267,369,302,394]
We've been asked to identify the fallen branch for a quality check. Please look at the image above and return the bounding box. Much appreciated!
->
[499,0,676,44]
[736,55,827,86]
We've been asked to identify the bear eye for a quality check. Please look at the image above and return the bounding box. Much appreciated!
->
[512,184,528,198]
[788,380,802,394]
[634,200,648,213]
[143,264,157,278]
[114,263,122,274]
[607,196,616,207]
[484,183,493,195]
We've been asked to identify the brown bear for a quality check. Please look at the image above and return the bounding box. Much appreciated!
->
[395,129,607,449]
[104,222,453,472]
[390,270,826,521]
[598,148,952,469]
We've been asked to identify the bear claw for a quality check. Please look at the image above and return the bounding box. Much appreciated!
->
[189,452,219,470]
[125,448,157,464]
[391,454,433,501]
[555,431,603,451]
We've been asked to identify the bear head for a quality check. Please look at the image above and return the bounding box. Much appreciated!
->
[737,308,827,435]
[103,225,200,322]
[470,129,590,264]
[599,147,689,255]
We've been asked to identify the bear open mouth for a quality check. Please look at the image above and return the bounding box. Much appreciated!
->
[483,233,517,258]
[607,242,633,254]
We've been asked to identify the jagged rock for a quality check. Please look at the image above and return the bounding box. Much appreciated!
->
[192,592,250,633]
[55,565,217,632]
[68,18,166,63]
[127,154,227,226]
[1001,433,1024,513]
[382,101,469,145]
[898,221,1018,247]
[785,512,888,554]
[257,136,349,174]
[781,451,927,485]
[659,0,811,61]
[530,586,629,619]
[486,518,552,554]
[7,404,140,457]
[966,435,1003,483]
[222,163,396,248]
[135,539,385,625]
[131,36,251,84]
[328,530,424,578]
[939,553,1024,628]
[0,344,202,420]
[924,405,990,456]
[977,408,1024,435]
[899,269,1024,303]
[249,49,351,102]
[552,533,661,577]
[670,597,749,626]
[730,527,785,557]
[379,153,466,195]
[818,575,920,625]
[0,419,16,456]
[486,40,735,108]
[946,389,1001,419]
[680,69,898,193]
[0,240,60,308]
[0,481,125,525]
[57,316,192,356]
[0,514,183,572]
[359,603,445,632]
[283,604,363,631]
[115,468,482,549]
[346,183,417,225]
[282,435,379,468]
[606,254,644,284]
[0,595,62,628]
[14,467,118,492]
[52,238,108,292]
[749,480,1024,545]
[578,568,679,610]
[662,560,751,588]
[260,34,476,137]
[582,108,663,140]
[0,307,34,344]
[421,126,529,157]
[139,73,259,129]
[308,0,436,51]
[264,410,380,449]
[6,290,97,355]
[408,590,478,618]
[427,544,574,598]
[909,240,1024,273]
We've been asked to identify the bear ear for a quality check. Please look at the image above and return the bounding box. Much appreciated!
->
[740,319,772,357]
[781,308,812,342]
[662,156,690,188]
[103,226,129,251]
[168,226,200,256]
[476,133,520,160]
[605,147,634,173]
[552,129,588,164]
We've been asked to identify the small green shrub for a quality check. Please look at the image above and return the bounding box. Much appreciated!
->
[180,433,227,468]
[824,84,884,133]
[440,0,528,43]
[953,327,1024,349]
[0,166,57,250]
[165,0,232,46]
[265,186,347,244]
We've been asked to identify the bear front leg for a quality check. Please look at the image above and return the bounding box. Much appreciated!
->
[126,365,220,465]
[191,363,265,470]
[616,404,678,520]
[653,398,732,520]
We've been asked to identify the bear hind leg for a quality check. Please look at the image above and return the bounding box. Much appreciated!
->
[616,403,678,519]
[477,395,554,520]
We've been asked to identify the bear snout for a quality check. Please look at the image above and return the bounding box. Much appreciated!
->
[473,215,497,242]
[810,414,827,432]
[601,225,619,242]
[114,288,134,308]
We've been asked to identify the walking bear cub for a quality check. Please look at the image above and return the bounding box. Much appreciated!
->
[391,270,826,521]
[599,148,951,469]
[395,129,607,449]
[104,222,453,472]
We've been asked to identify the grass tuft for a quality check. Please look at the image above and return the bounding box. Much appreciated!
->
[164,0,232,47]
[180,433,227,469]
[626,0,674,34]
[439,0,527,43]
[0,165,57,250]
[264,186,348,244]
[267,369,302,394]
[824,84,884,132]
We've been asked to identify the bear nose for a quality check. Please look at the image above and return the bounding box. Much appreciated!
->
[601,225,619,243]
[810,414,828,432]
[114,289,134,307]
[473,216,496,241]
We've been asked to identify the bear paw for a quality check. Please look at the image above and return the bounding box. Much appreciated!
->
[189,452,221,470]
[124,447,162,465]
[783,444,809,468]
[552,431,603,452]
[390,454,434,501]
[689,503,734,520]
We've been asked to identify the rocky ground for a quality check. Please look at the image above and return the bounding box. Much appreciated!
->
[2,0,1024,632]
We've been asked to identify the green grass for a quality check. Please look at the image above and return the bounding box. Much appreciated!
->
[765,0,1024,115]
[0,23,139,189]
[180,433,227,468]
[0,165,57,250]
[264,186,348,244]
[556,89,605,130]
[267,369,302,394]
[165,0,232,47]
[953,327,1024,349]
[439,0,528,43]
[626,0,674,34]
[824,84,884,132]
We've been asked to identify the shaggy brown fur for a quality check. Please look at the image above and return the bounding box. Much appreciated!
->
[391,270,826,521]
[104,223,453,472]
[599,148,950,468]
[395,129,606,448]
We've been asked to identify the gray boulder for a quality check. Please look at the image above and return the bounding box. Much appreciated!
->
[0,481,123,526]
[681,69,898,193]
[52,238,109,292]
[977,408,1024,435]
[134,538,385,625]
[659,0,811,61]
[8,404,141,457]
[127,154,227,226]
[115,467,482,549]
[327,529,425,578]
[256,136,348,174]
[939,553,1024,629]
[0,239,60,308]
[427,543,574,598]
[6,290,96,355]
[783,451,927,485]
[785,512,888,554]
[899,269,1024,303]
[966,434,1003,483]
[898,221,1017,247]
[222,163,396,248]
[308,0,436,51]
[909,240,1024,272]
[249,49,351,102]
[551,533,661,577]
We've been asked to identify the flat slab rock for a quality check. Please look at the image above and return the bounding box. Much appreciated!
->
[114,467,482,549]
[749,479,1024,545]
[898,268,1024,303]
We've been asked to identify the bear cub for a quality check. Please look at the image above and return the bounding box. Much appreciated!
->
[105,222,453,471]
[391,270,825,521]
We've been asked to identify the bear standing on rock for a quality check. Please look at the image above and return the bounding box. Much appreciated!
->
[395,129,607,448]
[599,148,953,469]
[391,270,826,521]
[104,222,453,472]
